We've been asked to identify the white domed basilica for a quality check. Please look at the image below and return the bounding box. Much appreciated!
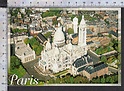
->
[39,16,87,73]
[53,23,65,47]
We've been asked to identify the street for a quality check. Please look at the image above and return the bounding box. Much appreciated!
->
[22,58,51,81]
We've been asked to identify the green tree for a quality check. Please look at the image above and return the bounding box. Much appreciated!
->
[101,56,107,63]
[32,45,42,56]
[101,77,105,83]
[70,77,74,83]
[70,15,76,21]
[105,76,111,83]
[82,77,89,83]
[113,75,118,83]
[12,28,27,34]
[48,78,55,84]
[25,8,32,17]
[21,13,24,18]
[108,34,112,38]
[107,46,111,52]
[67,28,74,34]
[29,37,37,45]
[10,56,21,70]
[44,32,52,38]
[55,77,61,83]
[27,37,44,56]
[91,77,100,83]
[52,18,58,25]
[70,15,82,24]
[35,46,43,56]
[95,47,103,55]
[10,8,20,17]
[73,75,81,83]
[110,77,114,83]
[104,19,109,25]
[24,38,29,45]
[65,75,71,83]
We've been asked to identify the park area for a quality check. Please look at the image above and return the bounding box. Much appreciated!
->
[24,37,44,56]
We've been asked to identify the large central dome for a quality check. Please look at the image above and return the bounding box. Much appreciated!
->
[54,23,65,47]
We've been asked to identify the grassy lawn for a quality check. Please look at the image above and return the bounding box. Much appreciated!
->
[24,37,44,56]
[43,32,52,39]
[41,10,61,18]
[12,28,27,34]
[54,70,68,77]
[95,46,114,55]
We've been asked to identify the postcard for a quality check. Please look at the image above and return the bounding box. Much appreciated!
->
[8,8,121,86]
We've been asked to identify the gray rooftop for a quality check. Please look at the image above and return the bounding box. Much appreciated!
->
[84,62,108,74]
[15,42,34,56]
[77,66,86,72]
[87,50,100,62]
[73,57,87,68]
[37,33,47,43]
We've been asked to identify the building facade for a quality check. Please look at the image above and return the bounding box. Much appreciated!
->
[83,62,108,80]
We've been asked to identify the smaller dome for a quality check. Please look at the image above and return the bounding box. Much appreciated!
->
[54,47,60,56]
[46,40,51,50]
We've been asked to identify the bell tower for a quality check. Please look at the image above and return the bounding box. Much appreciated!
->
[78,15,86,46]
[73,17,78,33]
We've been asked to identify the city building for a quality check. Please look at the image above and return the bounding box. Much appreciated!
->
[83,62,108,80]
[14,36,36,63]
[73,17,78,33]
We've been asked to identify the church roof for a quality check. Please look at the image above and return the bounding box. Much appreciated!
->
[84,62,108,74]
[87,50,100,62]
[54,47,60,56]
[87,41,93,45]
[77,66,86,72]
[15,42,34,56]
[37,33,47,43]
[87,29,93,35]
[72,33,78,38]
[72,57,87,68]
[73,53,94,69]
